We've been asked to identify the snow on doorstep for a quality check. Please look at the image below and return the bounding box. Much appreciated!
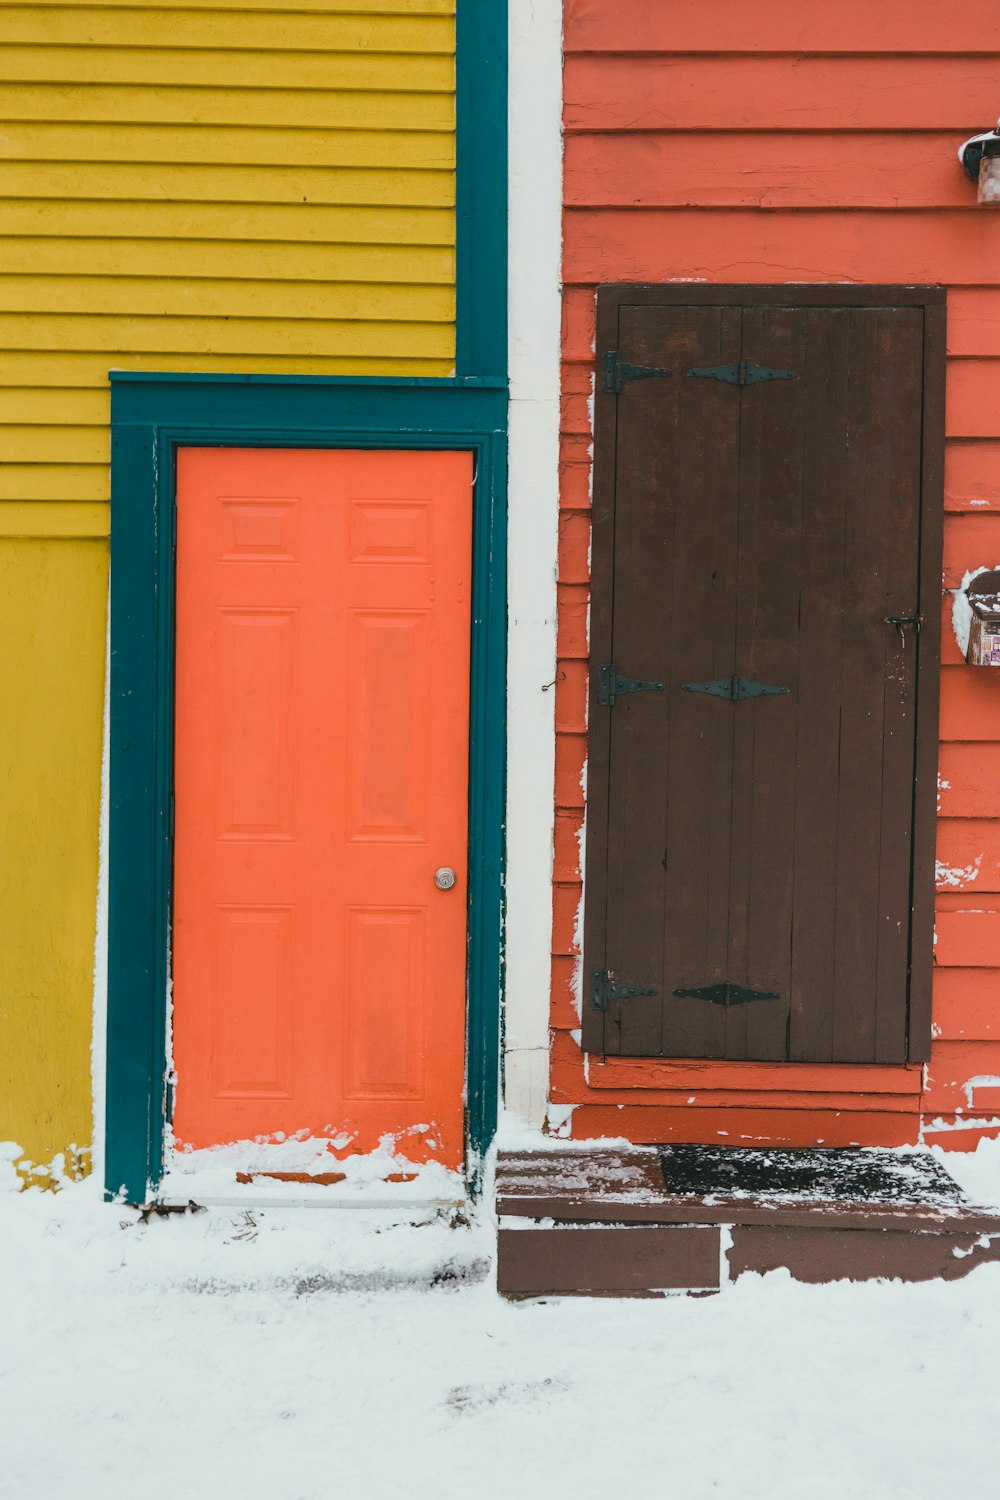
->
[158,1132,465,1209]
[5,1139,1000,1500]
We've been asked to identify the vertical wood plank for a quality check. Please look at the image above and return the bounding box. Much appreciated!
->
[872,309,925,1063]
[909,301,947,1062]
[725,306,808,1061]
[786,307,851,1062]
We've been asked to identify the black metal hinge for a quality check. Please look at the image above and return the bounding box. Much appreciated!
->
[687,360,797,387]
[591,969,659,1012]
[598,664,665,708]
[602,350,673,395]
[673,982,781,1006]
[884,613,923,643]
[682,675,789,702]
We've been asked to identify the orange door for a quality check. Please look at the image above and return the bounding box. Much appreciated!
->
[172,447,473,1168]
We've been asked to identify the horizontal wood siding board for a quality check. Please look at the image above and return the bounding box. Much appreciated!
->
[3,314,455,356]
[564,56,1000,132]
[0,7,454,50]
[554,1086,925,1114]
[942,511,1000,583]
[0,201,453,244]
[939,745,1000,818]
[0,49,453,91]
[940,670,1000,741]
[568,1106,921,1149]
[0,163,454,206]
[932,969,1000,1039]
[946,442,1000,505]
[562,0,1000,51]
[0,122,454,166]
[0,500,109,537]
[564,133,979,210]
[927,909,1000,967]
[936,819,1000,890]
[584,1057,922,1096]
[0,240,455,284]
[2,0,454,11]
[563,214,1000,285]
[0,84,454,129]
[0,356,451,395]
[947,363,1000,437]
[0,278,454,320]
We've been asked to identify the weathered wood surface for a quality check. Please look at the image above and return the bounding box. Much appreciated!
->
[497,1225,721,1298]
[495,1146,1000,1295]
[728,1225,1000,1284]
[584,291,932,1065]
[495,1147,1000,1234]
[563,0,1000,53]
[554,0,1000,1145]
[563,215,1000,288]
[564,55,1000,131]
[565,133,979,210]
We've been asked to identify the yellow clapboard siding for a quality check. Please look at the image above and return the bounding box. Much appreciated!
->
[4,0,453,10]
[1,388,109,422]
[0,351,453,385]
[0,84,454,130]
[0,274,455,321]
[0,199,453,245]
[0,5,454,50]
[5,312,455,356]
[0,123,454,168]
[1,427,107,463]
[3,0,452,9]
[0,500,109,536]
[0,238,454,284]
[0,162,454,206]
[1,0,456,1180]
[0,46,453,91]
[0,537,105,1177]
[0,465,109,500]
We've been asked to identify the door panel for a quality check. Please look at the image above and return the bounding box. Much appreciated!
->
[584,294,932,1065]
[172,447,473,1167]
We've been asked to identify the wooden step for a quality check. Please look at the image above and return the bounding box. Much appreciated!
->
[496,1145,1000,1298]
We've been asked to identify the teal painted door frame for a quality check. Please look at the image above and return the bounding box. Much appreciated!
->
[105,2,509,1201]
[107,379,507,1202]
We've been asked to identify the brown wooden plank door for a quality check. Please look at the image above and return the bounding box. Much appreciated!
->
[583,286,943,1065]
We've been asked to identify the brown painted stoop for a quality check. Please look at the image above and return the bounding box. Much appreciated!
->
[495,1146,1000,1298]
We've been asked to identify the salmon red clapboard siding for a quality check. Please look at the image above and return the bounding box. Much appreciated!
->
[173,448,472,1168]
[555,0,1000,1148]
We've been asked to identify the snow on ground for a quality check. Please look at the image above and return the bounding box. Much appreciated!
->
[4,1138,1000,1500]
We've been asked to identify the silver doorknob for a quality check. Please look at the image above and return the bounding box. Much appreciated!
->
[434,866,457,890]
